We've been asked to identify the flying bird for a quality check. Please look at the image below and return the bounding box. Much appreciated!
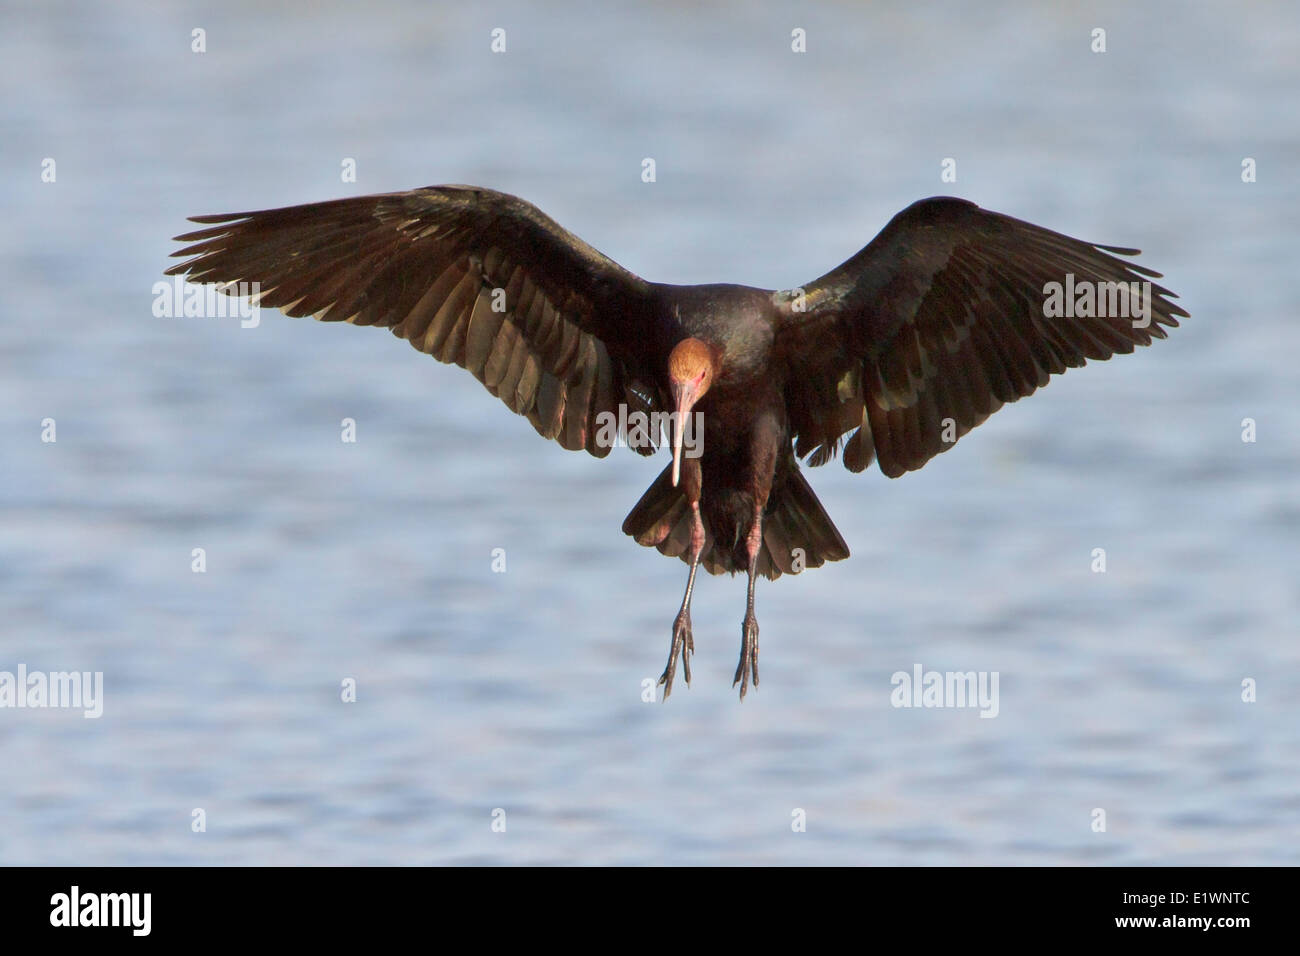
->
[168,186,1186,699]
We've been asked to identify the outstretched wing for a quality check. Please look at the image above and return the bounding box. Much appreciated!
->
[168,185,663,457]
[775,197,1188,477]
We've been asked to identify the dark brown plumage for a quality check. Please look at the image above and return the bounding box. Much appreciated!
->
[168,185,1187,699]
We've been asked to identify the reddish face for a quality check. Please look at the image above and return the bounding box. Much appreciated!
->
[667,338,717,486]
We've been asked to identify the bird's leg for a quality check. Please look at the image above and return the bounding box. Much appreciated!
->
[658,503,703,699]
[660,465,704,700]
[734,502,764,700]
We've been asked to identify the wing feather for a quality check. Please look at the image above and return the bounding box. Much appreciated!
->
[777,197,1187,477]
[168,185,663,456]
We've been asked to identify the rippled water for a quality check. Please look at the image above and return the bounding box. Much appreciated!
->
[2,0,1298,865]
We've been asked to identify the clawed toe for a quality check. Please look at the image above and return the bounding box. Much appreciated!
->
[658,611,694,699]
[732,614,760,700]
[656,604,760,700]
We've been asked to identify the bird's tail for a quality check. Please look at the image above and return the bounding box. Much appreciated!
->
[621,465,850,580]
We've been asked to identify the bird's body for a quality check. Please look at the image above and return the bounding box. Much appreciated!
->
[169,186,1186,698]
[643,284,792,562]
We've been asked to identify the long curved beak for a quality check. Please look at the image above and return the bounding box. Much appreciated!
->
[671,382,699,487]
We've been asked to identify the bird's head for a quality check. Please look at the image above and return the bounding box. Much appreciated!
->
[667,337,718,486]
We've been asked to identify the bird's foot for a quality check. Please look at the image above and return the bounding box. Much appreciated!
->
[732,612,760,700]
[657,609,695,700]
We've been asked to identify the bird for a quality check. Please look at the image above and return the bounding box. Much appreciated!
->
[167,185,1187,700]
